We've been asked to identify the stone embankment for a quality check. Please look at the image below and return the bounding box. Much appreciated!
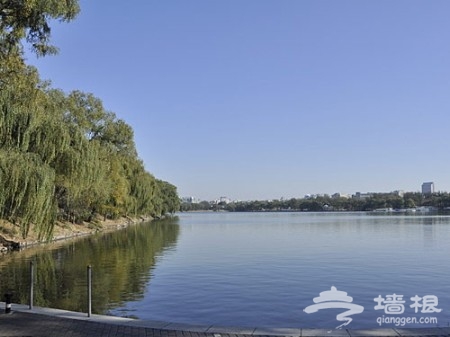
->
[0,216,151,252]
[1,303,449,337]
[0,235,20,252]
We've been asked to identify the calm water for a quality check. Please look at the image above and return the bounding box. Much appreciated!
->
[1,212,450,329]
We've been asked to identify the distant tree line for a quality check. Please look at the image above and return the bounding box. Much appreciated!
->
[181,192,450,213]
[0,1,179,239]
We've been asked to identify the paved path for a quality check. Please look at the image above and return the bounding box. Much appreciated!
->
[1,303,450,337]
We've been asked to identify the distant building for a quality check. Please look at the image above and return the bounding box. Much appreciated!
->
[304,194,325,199]
[353,192,373,200]
[214,196,231,204]
[392,190,404,197]
[332,193,350,199]
[182,196,200,204]
[421,182,435,195]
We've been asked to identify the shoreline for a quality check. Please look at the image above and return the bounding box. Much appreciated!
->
[1,302,448,336]
[0,216,153,252]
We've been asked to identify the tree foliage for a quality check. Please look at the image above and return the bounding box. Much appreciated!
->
[0,1,179,239]
[0,150,56,239]
[182,192,450,213]
[0,0,80,57]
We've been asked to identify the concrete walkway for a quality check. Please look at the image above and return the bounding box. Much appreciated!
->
[0,302,449,337]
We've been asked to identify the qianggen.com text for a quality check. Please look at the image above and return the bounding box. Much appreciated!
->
[377,315,438,327]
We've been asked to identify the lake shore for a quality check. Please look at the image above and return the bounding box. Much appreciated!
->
[0,216,153,252]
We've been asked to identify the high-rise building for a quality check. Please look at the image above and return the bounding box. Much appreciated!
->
[421,182,434,195]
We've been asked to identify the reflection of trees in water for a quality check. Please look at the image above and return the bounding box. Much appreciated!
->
[0,218,179,314]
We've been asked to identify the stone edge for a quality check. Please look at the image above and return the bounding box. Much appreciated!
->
[1,302,448,336]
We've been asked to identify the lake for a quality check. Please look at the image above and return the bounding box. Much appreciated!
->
[1,212,449,329]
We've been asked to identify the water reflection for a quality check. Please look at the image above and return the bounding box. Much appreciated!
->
[109,212,450,328]
[0,218,179,315]
[2,213,450,328]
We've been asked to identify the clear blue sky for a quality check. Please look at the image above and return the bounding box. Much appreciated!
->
[25,1,450,201]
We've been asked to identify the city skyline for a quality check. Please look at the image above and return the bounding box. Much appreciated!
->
[25,1,450,201]
[184,182,439,203]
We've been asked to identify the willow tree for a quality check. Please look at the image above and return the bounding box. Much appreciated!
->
[0,150,56,239]
[54,135,112,223]
[1,0,80,87]
[0,0,80,214]
[121,157,158,218]
[152,180,180,216]
[61,91,133,220]
[0,67,69,238]
[0,0,80,57]
[0,0,181,238]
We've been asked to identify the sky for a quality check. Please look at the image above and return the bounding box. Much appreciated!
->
[24,1,450,201]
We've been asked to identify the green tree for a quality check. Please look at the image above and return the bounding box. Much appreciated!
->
[155,180,180,216]
[0,0,80,57]
[0,1,180,238]
[0,66,63,238]
[0,150,56,239]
